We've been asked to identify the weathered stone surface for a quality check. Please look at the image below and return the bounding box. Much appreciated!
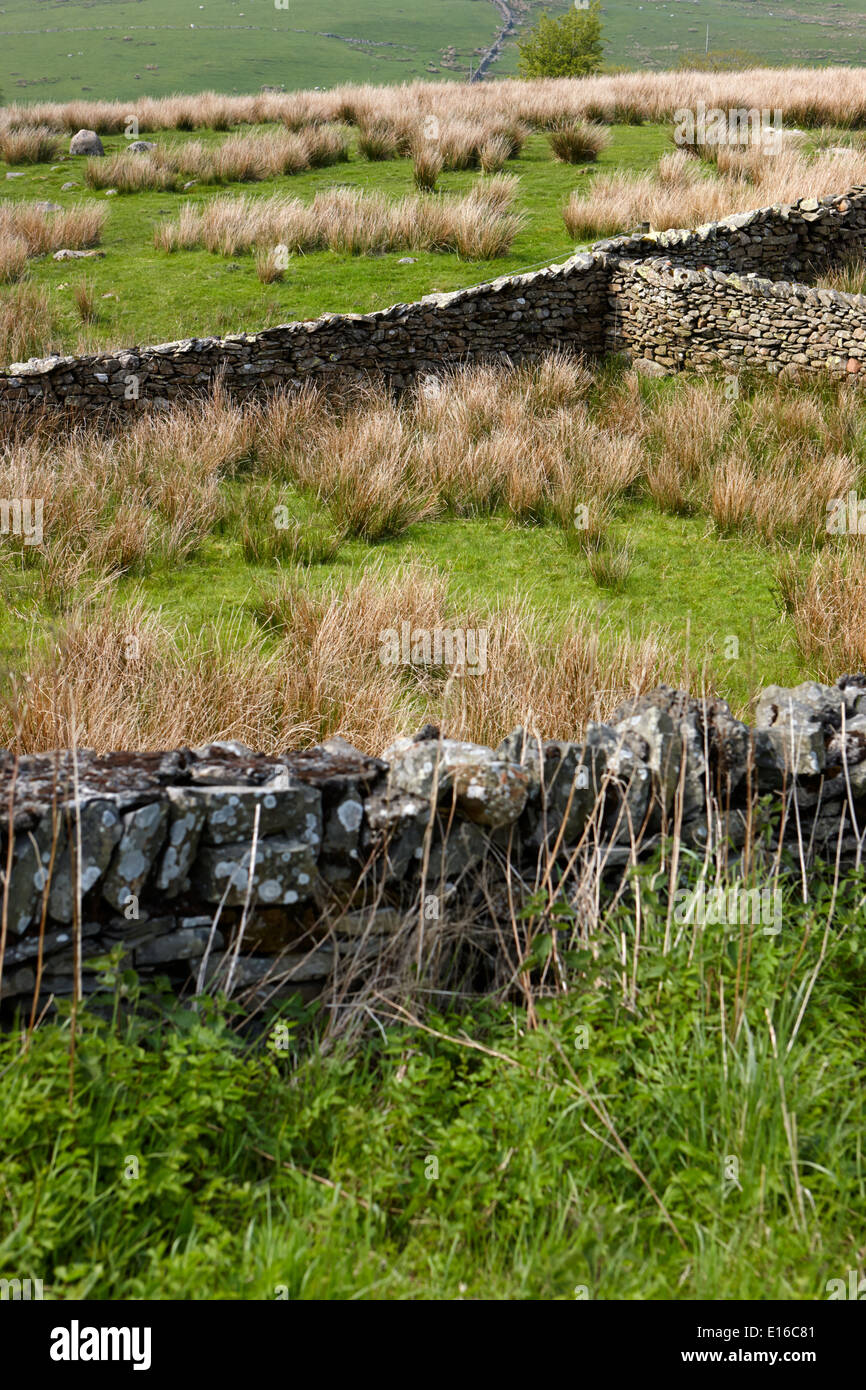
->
[155,787,207,896]
[364,789,430,881]
[191,782,322,848]
[5,672,866,1008]
[754,685,829,779]
[136,926,221,965]
[69,129,104,156]
[192,836,317,906]
[382,736,529,829]
[48,800,123,922]
[102,801,169,911]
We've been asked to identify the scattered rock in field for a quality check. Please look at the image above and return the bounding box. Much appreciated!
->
[69,129,104,156]
[104,188,118,196]
[60,181,78,191]
[126,141,156,154]
[5,171,26,179]
[397,257,417,265]
[34,201,61,213]
[53,248,105,260]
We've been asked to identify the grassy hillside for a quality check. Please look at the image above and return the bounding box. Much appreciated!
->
[4,0,866,107]
[0,0,502,102]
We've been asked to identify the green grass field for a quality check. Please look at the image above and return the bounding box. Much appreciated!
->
[1,125,667,351]
[3,0,866,107]
[0,121,839,714]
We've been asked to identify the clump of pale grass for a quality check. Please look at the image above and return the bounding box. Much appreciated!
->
[156,180,523,260]
[0,282,62,362]
[775,546,866,677]
[85,150,179,193]
[818,256,866,298]
[0,200,107,255]
[255,246,286,283]
[0,125,61,165]
[479,134,512,174]
[585,539,634,590]
[72,278,97,324]
[0,233,28,284]
[548,120,610,164]
[357,122,400,161]
[412,142,444,192]
[0,560,692,756]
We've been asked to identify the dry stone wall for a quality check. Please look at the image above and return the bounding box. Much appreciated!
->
[3,676,866,1012]
[3,186,866,410]
[607,258,866,378]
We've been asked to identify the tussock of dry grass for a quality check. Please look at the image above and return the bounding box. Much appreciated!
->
[777,547,866,677]
[0,283,62,362]
[0,564,691,756]
[9,70,866,136]
[548,120,610,164]
[0,199,107,257]
[155,177,524,260]
[564,145,866,240]
[84,126,350,193]
[0,125,62,165]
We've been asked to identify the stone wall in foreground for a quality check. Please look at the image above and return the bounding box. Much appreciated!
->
[3,677,866,1011]
[2,186,866,410]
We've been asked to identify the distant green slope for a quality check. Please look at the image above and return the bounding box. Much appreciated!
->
[0,0,501,102]
[2,0,866,106]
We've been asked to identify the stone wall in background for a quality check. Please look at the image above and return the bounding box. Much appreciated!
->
[3,676,866,1012]
[608,257,866,378]
[2,187,866,410]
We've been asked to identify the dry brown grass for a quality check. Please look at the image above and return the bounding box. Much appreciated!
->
[0,283,62,363]
[9,70,866,136]
[412,143,444,192]
[0,125,62,165]
[0,562,692,756]
[83,127,350,193]
[548,120,611,164]
[564,144,866,241]
[0,200,107,256]
[0,233,29,284]
[777,546,866,677]
[156,177,524,261]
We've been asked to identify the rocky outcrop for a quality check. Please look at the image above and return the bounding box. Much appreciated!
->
[2,678,865,1011]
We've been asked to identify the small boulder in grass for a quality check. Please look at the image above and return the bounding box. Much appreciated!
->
[60,181,78,191]
[69,129,104,156]
[126,140,156,154]
[632,357,668,378]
